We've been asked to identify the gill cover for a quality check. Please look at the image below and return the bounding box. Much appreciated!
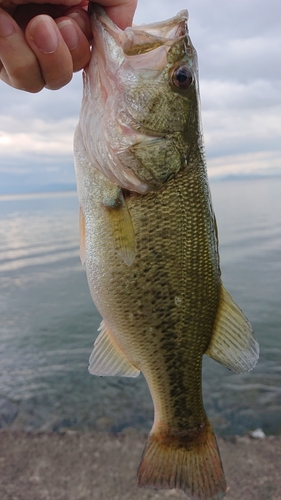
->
[78,5,198,194]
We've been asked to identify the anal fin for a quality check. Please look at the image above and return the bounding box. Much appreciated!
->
[103,187,136,267]
[206,285,259,373]
[89,320,140,378]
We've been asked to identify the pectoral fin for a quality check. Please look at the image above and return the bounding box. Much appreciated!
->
[89,320,140,378]
[103,187,136,266]
[205,286,259,373]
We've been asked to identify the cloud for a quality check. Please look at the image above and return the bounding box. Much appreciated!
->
[202,102,281,155]
[0,152,76,194]
[200,79,281,110]
[0,116,76,155]
[208,151,281,179]
[135,0,281,41]
[0,0,280,193]
[0,73,82,120]
[197,36,281,83]
[0,74,82,193]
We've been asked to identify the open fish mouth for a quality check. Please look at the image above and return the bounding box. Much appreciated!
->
[88,4,191,79]
[89,3,189,56]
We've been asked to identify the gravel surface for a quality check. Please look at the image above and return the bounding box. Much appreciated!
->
[0,430,280,500]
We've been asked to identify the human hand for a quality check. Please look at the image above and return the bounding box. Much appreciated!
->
[98,0,136,30]
[0,0,137,93]
[0,0,92,91]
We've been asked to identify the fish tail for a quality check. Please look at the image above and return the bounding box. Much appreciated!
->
[137,419,227,500]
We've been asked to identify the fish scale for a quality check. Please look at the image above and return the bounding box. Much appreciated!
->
[85,163,220,474]
[74,5,259,499]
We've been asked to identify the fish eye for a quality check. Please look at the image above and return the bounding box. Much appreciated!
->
[171,66,193,90]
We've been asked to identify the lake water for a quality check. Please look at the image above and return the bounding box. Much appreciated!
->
[0,177,281,436]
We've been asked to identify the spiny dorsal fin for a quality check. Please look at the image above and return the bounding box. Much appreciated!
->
[205,285,259,373]
[103,188,136,267]
[79,206,86,265]
[89,320,140,378]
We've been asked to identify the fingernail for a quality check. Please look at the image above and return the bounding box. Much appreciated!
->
[0,9,16,37]
[57,19,79,51]
[67,11,87,34]
[30,16,59,54]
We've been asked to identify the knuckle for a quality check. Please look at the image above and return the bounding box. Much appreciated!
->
[23,82,45,93]
[11,74,44,93]
[45,72,72,90]
[8,59,44,93]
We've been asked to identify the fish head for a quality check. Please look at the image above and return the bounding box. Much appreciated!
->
[77,5,201,193]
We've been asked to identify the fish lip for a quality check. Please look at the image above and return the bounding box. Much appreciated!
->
[122,11,189,56]
[89,3,189,58]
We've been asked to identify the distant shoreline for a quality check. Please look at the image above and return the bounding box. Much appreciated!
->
[0,429,280,500]
[0,189,77,200]
[1,174,281,198]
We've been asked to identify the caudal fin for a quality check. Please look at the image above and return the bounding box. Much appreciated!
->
[138,419,227,500]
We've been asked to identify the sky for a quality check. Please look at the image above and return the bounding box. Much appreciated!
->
[0,0,281,194]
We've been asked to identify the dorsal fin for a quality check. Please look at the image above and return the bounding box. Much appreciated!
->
[205,285,259,373]
[89,320,140,378]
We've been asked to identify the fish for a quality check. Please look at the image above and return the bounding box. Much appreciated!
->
[73,4,259,499]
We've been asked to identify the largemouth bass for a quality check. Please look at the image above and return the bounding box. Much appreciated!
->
[74,5,259,499]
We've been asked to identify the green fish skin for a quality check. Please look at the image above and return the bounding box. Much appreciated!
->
[74,6,259,500]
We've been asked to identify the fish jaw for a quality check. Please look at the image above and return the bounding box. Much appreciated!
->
[77,5,201,194]
[89,4,190,68]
